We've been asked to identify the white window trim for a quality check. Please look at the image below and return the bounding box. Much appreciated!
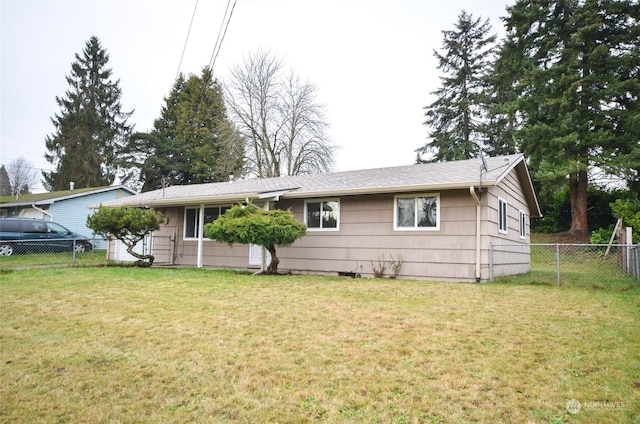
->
[304,198,340,232]
[498,197,508,234]
[393,193,440,231]
[183,207,198,240]
[519,209,527,239]
[183,205,230,241]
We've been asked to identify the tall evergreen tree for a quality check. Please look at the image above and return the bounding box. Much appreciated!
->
[125,68,244,192]
[496,0,640,236]
[43,36,133,191]
[0,165,11,196]
[417,11,497,162]
[483,38,522,157]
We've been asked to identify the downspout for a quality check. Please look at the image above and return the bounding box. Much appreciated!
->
[469,187,481,282]
[32,203,53,221]
[197,203,205,268]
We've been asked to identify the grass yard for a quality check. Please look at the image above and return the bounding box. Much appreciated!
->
[1,268,638,423]
[0,250,108,269]
[495,244,639,289]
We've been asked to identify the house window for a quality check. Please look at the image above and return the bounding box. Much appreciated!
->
[519,210,527,239]
[498,197,508,234]
[0,210,6,218]
[184,205,230,239]
[394,194,440,230]
[305,199,339,231]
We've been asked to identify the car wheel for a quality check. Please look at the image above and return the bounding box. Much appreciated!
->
[0,243,14,257]
[74,243,86,253]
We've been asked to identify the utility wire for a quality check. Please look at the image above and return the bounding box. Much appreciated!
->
[175,0,200,81]
[207,0,238,73]
[194,0,238,107]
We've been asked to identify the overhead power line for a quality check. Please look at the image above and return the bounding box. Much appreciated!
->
[175,0,200,81]
[207,0,238,73]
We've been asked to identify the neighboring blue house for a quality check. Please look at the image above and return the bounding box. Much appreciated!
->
[0,185,137,249]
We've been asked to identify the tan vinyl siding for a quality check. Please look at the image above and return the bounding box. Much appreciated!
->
[140,166,534,281]
[485,170,532,277]
[278,191,481,281]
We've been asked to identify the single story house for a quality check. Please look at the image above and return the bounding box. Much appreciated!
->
[0,185,137,250]
[101,154,541,282]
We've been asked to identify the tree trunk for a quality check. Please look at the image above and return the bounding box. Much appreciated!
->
[265,246,279,274]
[569,169,589,238]
[126,244,155,267]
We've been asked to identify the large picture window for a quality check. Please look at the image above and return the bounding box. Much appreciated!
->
[305,200,339,231]
[184,206,230,239]
[394,194,439,230]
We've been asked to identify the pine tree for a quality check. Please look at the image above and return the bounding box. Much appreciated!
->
[0,165,11,196]
[125,68,244,192]
[496,0,640,236]
[418,11,497,162]
[43,36,133,191]
[483,39,521,157]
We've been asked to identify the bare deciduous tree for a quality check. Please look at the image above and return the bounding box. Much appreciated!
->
[7,157,38,196]
[225,50,335,178]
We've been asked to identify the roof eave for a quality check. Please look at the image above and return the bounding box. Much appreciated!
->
[99,192,262,208]
[0,199,55,208]
[280,181,499,199]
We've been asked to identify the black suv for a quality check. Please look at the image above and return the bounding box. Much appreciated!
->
[0,218,93,256]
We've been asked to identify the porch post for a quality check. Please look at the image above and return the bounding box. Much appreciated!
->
[261,201,270,272]
[197,203,205,268]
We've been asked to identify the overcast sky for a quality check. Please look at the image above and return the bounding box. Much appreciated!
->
[1,0,512,192]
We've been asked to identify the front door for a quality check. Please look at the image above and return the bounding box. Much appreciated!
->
[249,244,271,268]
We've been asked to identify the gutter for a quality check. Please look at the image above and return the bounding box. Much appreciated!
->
[469,187,481,282]
[32,203,54,221]
[97,181,503,209]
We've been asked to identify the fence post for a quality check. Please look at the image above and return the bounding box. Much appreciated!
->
[625,227,632,275]
[556,243,560,286]
[72,239,77,266]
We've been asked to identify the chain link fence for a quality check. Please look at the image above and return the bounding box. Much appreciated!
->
[1,235,176,269]
[490,243,640,286]
[0,237,108,269]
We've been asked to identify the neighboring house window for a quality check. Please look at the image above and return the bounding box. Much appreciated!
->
[519,210,527,239]
[184,206,230,239]
[498,197,508,234]
[394,194,440,230]
[305,199,339,231]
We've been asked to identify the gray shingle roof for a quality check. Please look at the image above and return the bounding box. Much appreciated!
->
[100,154,540,216]
[0,185,137,207]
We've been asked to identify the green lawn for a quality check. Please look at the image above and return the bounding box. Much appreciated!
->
[495,244,639,289]
[0,250,108,269]
[1,268,638,423]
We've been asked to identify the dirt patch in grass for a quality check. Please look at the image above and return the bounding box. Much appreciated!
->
[1,268,638,423]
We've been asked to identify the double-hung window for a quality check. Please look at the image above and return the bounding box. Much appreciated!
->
[184,206,230,240]
[498,197,508,234]
[394,194,440,230]
[305,199,339,231]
